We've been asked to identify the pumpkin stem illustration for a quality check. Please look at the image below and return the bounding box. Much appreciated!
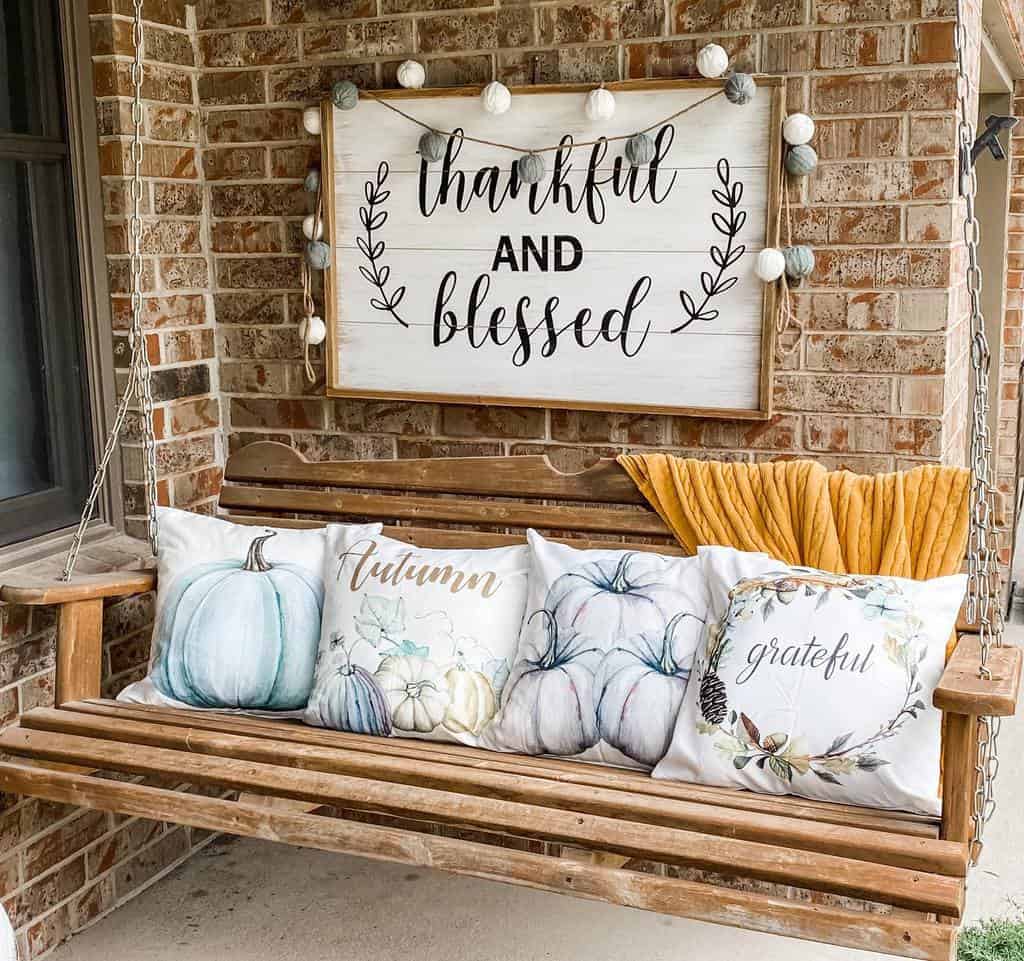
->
[529,608,559,668]
[659,612,704,674]
[609,553,635,593]
[242,532,277,573]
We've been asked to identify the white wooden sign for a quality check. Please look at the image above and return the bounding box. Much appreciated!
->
[324,78,783,419]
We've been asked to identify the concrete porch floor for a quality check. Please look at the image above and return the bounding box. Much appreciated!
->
[48,631,1024,961]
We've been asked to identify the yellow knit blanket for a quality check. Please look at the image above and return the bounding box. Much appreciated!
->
[616,454,971,584]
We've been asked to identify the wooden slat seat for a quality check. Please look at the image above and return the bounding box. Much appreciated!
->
[2,441,1021,961]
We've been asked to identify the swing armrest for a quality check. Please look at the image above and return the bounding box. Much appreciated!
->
[934,635,1022,717]
[0,570,156,606]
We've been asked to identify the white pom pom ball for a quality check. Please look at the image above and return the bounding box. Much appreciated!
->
[696,43,729,79]
[302,214,323,241]
[755,247,786,283]
[299,315,327,346]
[397,60,426,90]
[302,105,322,136]
[584,87,616,122]
[480,81,511,115]
[783,112,815,146]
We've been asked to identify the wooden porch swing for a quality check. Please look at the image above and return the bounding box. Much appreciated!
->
[0,2,1020,959]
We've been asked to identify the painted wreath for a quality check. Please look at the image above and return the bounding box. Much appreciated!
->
[695,572,930,785]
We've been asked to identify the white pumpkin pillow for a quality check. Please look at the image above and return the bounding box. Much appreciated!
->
[119,508,375,715]
[653,547,967,815]
[304,524,529,745]
[481,530,709,769]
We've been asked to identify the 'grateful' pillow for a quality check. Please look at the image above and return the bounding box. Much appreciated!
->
[119,508,372,714]
[304,525,529,745]
[481,530,709,769]
[653,547,966,815]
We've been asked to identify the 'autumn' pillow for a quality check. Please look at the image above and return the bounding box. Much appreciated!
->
[652,547,966,815]
[481,530,710,769]
[304,525,529,745]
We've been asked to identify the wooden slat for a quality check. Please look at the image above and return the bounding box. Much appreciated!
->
[0,570,155,605]
[934,636,1021,717]
[24,708,957,884]
[223,515,685,555]
[219,484,670,537]
[0,724,962,915]
[68,700,941,838]
[0,760,955,961]
[55,600,104,705]
[224,442,647,504]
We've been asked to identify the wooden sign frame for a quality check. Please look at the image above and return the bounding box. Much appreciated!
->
[322,77,784,421]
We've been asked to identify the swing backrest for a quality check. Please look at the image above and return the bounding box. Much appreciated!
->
[218,440,680,553]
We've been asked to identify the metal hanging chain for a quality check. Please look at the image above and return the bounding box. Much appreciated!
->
[954,0,1005,866]
[63,0,159,580]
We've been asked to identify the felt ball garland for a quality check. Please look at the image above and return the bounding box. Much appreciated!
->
[302,106,321,135]
[756,248,786,283]
[303,168,320,193]
[305,240,331,271]
[418,130,447,163]
[481,81,511,115]
[782,112,815,146]
[397,60,425,90]
[585,87,616,121]
[724,73,756,105]
[331,80,359,110]
[625,132,655,167]
[302,213,324,241]
[517,152,545,184]
[785,143,818,177]
[696,43,729,79]
[783,245,815,281]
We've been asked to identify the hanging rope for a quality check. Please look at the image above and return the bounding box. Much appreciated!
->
[301,181,325,384]
[774,160,802,357]
[953,0,1005,866]
[358,86,727,156]
[63,0,159,580]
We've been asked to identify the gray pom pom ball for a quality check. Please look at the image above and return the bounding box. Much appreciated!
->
[517,152,545,184]
[625,132,655,167]
[305,240,331,271]
[303,168,321,193]
[330,80,359,110]
[724,72,756,105]
[783,245,815,281]
[785,144,818,177]
[418,131,447,163]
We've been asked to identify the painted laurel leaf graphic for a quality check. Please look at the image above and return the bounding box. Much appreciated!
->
[357,161,407,327]
[673,157,747,333]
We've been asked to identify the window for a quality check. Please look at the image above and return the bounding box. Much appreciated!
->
[0,0,94,547]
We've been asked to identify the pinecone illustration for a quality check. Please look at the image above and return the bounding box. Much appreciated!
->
[699,669,728,725]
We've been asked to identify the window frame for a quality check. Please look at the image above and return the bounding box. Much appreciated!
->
[0,0,121,568]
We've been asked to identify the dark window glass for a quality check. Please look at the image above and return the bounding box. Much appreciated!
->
[0,0,92,546]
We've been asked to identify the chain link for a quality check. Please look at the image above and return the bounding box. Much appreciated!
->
[954,0,1004,866]
[63,0,158,580]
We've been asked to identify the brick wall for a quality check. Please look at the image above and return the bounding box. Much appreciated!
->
[196,0,974,483]
[1,0,1017,956]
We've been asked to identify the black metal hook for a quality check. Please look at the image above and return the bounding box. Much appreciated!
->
[971,114,1019,163]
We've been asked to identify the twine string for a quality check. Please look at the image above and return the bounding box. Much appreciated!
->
[358,87,727,156]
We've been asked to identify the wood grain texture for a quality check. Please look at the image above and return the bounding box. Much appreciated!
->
[223,441,648,503]
[65,700,941,838]
[934,636,1022,716]
[0,759,954,961]
[55,600,105,705]
[22,708,957,873]
[0,570,155,605]
[218,484,670,536]
[325,77,781,418]
[0,721,963,915]
[939,713,979,848]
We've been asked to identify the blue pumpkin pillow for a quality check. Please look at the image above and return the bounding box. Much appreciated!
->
[118,508,381,715]
[480,530,710,769]
[304,524,529,745]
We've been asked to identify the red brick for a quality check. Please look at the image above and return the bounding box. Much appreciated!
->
[200,28,300,66]
[816,26,905,69]
[911,20,956,64]
[231,396,326,429]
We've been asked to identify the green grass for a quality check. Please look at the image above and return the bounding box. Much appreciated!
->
[959,918,1024,961]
